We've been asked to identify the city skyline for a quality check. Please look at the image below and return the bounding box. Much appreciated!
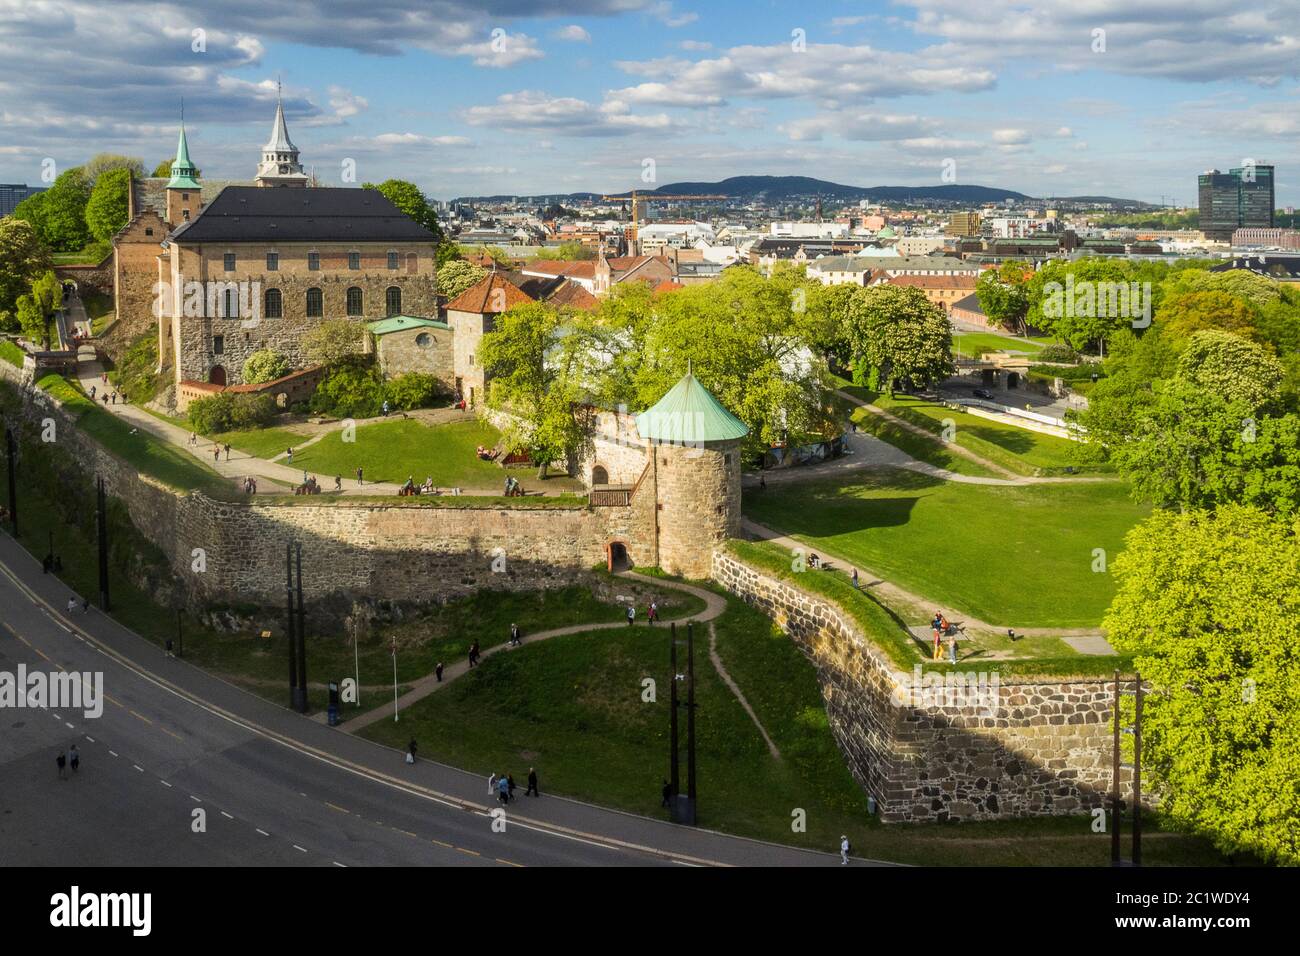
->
[1,0,1299,203]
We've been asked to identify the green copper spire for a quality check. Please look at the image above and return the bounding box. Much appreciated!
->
[635,370,749,443]
[167,113,201,190]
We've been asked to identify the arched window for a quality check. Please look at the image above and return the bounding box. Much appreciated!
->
[264,288,282,319]
[346,286,363,316]
[306,287,323,318]
[591,465,609,485]
[223,287,237,318]
[385,286,401,317]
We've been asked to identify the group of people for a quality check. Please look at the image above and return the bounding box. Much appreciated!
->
[295,475,324,495]
[242,475,259,495]
[931,611,958,662]
[55,744,80,779]
[398,475,441,496]
[89,374,121,407]
[475,445,499,461]
[489,768,540,803]
[625,600,660,626]
[502,475,524,497]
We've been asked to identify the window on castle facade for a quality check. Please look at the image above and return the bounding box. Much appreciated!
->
[306,288,323,318]
[266,252,279,271]
[213,335,224,355]
[264,288,282,319]
[348,252,360,270]
[385,287,401,317]
[387,251,399,270]
[308,252,320,271]
[223,253,236,272]
[346,286,363,316]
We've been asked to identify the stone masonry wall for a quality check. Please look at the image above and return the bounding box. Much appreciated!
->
[712,550,1124,823]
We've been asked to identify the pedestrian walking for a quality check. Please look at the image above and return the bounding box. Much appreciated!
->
[626,604,635,626]
[356,466,363,487]
[840,835,850,865]
[56,751,67,779]
[661,779,672,808]
[488,772,497,795]
[165,638,174,658]
[509,623,521,647]
[382,400,390,417]
[468,640,480,667]
[67,598,77,614]
[334,475,342,491]
[82,597,89,613]
[851,567,859,589]
[89,385,96,399]
[507,774,517,800]
[497,775,510,805]
[648,601,658,625]
[406,739,418,764]
[526,767,539,797]
[224,443,231,461]
[759,474,766,490]
[435,661,444,682]
[286,447,293,463]
[69,744,79,773]
[213,445,220,463]
[948,632,958,664]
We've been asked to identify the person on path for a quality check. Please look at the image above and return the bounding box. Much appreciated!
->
[509,623,521,647]
[661,779,672,808]
[382,400,390,417]
[488,772,497,796]
[110,393,116,405]
[356,467,363,487]
[69,744,79,773]
[334,475,342,492]
[89,385,96,399]
[648,601,658,626]
[56,751,67,779]
[82,597,89,613]
[406,739,417,764]
[507,774,516,800]
[101,394,109,405]
[526,767,539,797]
[435,661,444,682]
[468,640,480,667]
[286,447,293,463]
[948,631,958,664]
[497,775,510,805]
[851,567,859,589]
[213,446,220,463]
[224,443,231,461]
[840,835,850,865]
[67,598,77,614]
[932,627,943,661]
[626,604,635,626]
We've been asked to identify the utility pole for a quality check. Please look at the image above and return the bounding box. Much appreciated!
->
[96,477,110,611]
[1111,669,1121,865]
[1133,672,1143,866]
[4,426,16,536]
[685,621,697,825]
[668,622,680,812]
[176,609,184,659]
[286,544,297,710]
[293,541,307,713]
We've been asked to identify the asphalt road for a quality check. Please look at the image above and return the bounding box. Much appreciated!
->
[0,532,870,867]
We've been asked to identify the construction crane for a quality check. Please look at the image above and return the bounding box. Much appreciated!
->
[600,190,728,250]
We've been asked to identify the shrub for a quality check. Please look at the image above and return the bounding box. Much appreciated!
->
[309,356,384,418]
[110,332,162,403]
[1037,343,1080,363]
[385,372,448,410]
[242,349,291,385]
[187,392,277,433]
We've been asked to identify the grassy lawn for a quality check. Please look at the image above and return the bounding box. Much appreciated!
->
[211,424,314,460]
[281,418,584,492]
[82,291,114,334]
[0,339,24,368]
[358,589,1222,864]
[742,468,1149,629]
[846,405,1000,478]
[37,375,235,497]
[838,380,1100,477]
[51,242,110,266]
[952,331,1047,358]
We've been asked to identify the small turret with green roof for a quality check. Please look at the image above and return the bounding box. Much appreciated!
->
[635,368,748,445]
[167,123,201,191]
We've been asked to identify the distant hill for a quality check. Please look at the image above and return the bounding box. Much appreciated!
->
[454,175,1152,208]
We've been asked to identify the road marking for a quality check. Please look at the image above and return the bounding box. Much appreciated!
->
[84,735,95,743]
[108,750,118,757]
[332,861,346,867]
[160,780,172,788]
[325,802,350,814]
[255,829,269,837]
[431,839,452,849]
[64,721,74,729]
[221,811,234,820]
[132,764,144,772]
[160,726,183,741]
[129,709,152,724]
[394,828,418,838]
[293,845,307,853]
[190,795,202,803]
[53,712,61,719]
[496,858,523,868]
[455,847,480,858]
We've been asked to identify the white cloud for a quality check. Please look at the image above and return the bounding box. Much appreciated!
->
[372,133,472,147]
[782,112,938,142]
[992,128,1031,144]
[554,24,592,43]
[604,83,725,109]
[679,39,712,51]
[463,90,675,137]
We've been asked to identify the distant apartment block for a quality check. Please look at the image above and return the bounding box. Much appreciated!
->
[945,211,981,237]
[1198,164,1275,242]
[0,182,48,217]
[1232,227,1300,250]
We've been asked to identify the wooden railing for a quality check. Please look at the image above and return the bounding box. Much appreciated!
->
[590,486,631,507]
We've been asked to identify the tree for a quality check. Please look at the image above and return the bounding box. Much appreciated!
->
[361,179,442,244]
[301,319,363,367]
[13,167,91,251]
[1025,258,1151,353]
[1160,268,1282,311]
[478,302,594,477]
[85,167,132,243]
[1175,329,1284,411]
[15,294,47,349]
[436,259,488,300]
[0,218,53,329]
[843,285,953,396]
[241,349,291,384]
[1104,506,1300,864]
[310,357,385,418]
[82,153,144,183]
[1157,290,1259,344]
[975,261,1032,333]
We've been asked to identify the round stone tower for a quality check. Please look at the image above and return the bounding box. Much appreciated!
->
[635,371,748,579]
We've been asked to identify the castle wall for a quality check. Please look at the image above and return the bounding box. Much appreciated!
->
[445,308,489,405]
[654,438,742,578]
[711,550,1125,822]
[374,325,455,385]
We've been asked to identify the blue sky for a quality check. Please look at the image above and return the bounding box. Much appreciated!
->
[2,0,1298,204]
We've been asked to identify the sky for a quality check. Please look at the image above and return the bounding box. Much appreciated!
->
[2,0,1298,205]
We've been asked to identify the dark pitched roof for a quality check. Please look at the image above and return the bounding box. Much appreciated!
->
[169,186,438,244]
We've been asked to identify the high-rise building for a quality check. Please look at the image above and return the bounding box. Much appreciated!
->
[945,211,981,237]
[0,183,48,218]
[1198,164,1275,241]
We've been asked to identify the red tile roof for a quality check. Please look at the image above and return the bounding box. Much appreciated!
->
[522,259,597,279]
[885,274,979,290]
[445,273,536,313]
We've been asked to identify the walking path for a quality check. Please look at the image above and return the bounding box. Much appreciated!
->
[739,516,1115,652]
[69,354,567,499]
[707,621,781,759]
[342,572,729,734]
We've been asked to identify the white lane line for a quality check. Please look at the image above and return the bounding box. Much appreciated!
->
[160,780,172,788]
[255,828,269,836]
[108,750,118,757]
[84,735,95,743]
[64,721,75,729]
[220,811,234,820]
[332,861,346,867]
[132,764,144,772]
[190,795,202,803]
[53,713,62,720]
[292,845,307,853]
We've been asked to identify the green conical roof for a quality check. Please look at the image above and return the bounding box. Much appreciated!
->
[168,126,201,190]
[635,371,748,443]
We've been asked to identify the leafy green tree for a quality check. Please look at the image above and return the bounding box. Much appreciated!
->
[1160,268,1282,311]
[13,168,91,251]
[361,179,442,243]
[15,294,47,349]
[843,285,953,396]
[85,167,132,243]
[1104,506,1300,864]
[241,349,291,384]
[384,373,448,410]
[301,319,362,367]
[1176,329,1284,411]
[310,356,386,418]
[478,302,594,477]
[1157,290,1259,344]
[1025,258,1148,353]
[0,218,53,329]
[975,261,1032,333]
[187,393,276,433]
[82,153,144,183]
[436,259,488,300]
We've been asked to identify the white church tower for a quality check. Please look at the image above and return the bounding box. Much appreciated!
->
[255,82,309,188]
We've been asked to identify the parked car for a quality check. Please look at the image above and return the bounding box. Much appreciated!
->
[973,388,994,400]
